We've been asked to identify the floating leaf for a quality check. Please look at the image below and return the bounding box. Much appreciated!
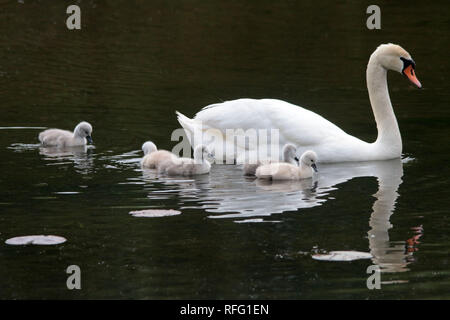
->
[129,209,181,218]
[312,251,372,261]
[54,192,80,195]
[5,235,67,246]
[234,218,281,223]
[235,218,265,223]
[381,280,409,285]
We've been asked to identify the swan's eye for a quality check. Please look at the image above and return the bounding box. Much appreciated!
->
[400,57,415,73]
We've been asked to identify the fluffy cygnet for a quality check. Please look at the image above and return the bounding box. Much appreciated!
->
[255,150,318,180]
[141,141,178,169]
[243,143,299,176]
[164,145,212,176]
[38,121,93,147]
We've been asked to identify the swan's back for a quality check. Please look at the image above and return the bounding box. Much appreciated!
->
[243,159,270,176]
[165,159,211,176]
[255,162,299,180]
[141,150,177,169]
[39,129,74,147]
[195,98,347,146]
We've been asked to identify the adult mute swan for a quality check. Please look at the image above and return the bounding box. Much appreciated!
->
[38,121,93,147]
[176,44,421,163]
[256,151,318,180]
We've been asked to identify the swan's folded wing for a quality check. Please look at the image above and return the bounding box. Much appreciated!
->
[195,98,348,147]
[38,129,73,146]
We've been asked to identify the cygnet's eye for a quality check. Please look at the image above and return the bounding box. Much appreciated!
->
[311,159,314,162]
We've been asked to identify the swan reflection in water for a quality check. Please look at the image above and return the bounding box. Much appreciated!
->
[142,158,419,273]
[39,145,95,174]
[8,142,95,174]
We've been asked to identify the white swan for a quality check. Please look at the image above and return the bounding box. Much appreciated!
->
[243,143,298,176]
[141,141,178,169]
[256,151,318,180]
[176,44,422,163]
[38,121,93,147]
[163,145,212,176]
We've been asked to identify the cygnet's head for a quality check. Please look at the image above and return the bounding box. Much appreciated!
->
[142,141,157,155]
[74,121,93,144]
[194,145,214,162]
[282,144,299,165]
[372,43,421,88]
[300,150,318,172]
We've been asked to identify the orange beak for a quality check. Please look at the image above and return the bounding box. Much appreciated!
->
[403,65,422,89]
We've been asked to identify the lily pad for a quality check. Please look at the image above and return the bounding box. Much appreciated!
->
[234,219,281,223]
[312,251,372,261]
[129,209,181,218]
[5,235,67,246]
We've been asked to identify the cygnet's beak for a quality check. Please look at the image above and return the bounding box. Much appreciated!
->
[86,135,93,144]
[311,163,318,172]
[294,157,300,166]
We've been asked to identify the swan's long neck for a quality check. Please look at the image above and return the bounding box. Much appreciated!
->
[73,125,83,139]
[142,142,157,155]
[193,147,206,164]
[367,55,402,155]
[282,147,296,165]
[299,162,313,179]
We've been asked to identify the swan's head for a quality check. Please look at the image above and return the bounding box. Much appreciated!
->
[300,150,318,172]
[282,144,299,165]
[142,141,157,155]
[373,43,421,89]
[74,121,93,144]
[194,145,214,162]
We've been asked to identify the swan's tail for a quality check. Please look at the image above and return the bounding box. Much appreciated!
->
[176,111,246,164]
[176,111,231,163]
[176,111,201,148]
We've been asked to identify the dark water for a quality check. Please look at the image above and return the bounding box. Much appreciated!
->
[1,0,449,299]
